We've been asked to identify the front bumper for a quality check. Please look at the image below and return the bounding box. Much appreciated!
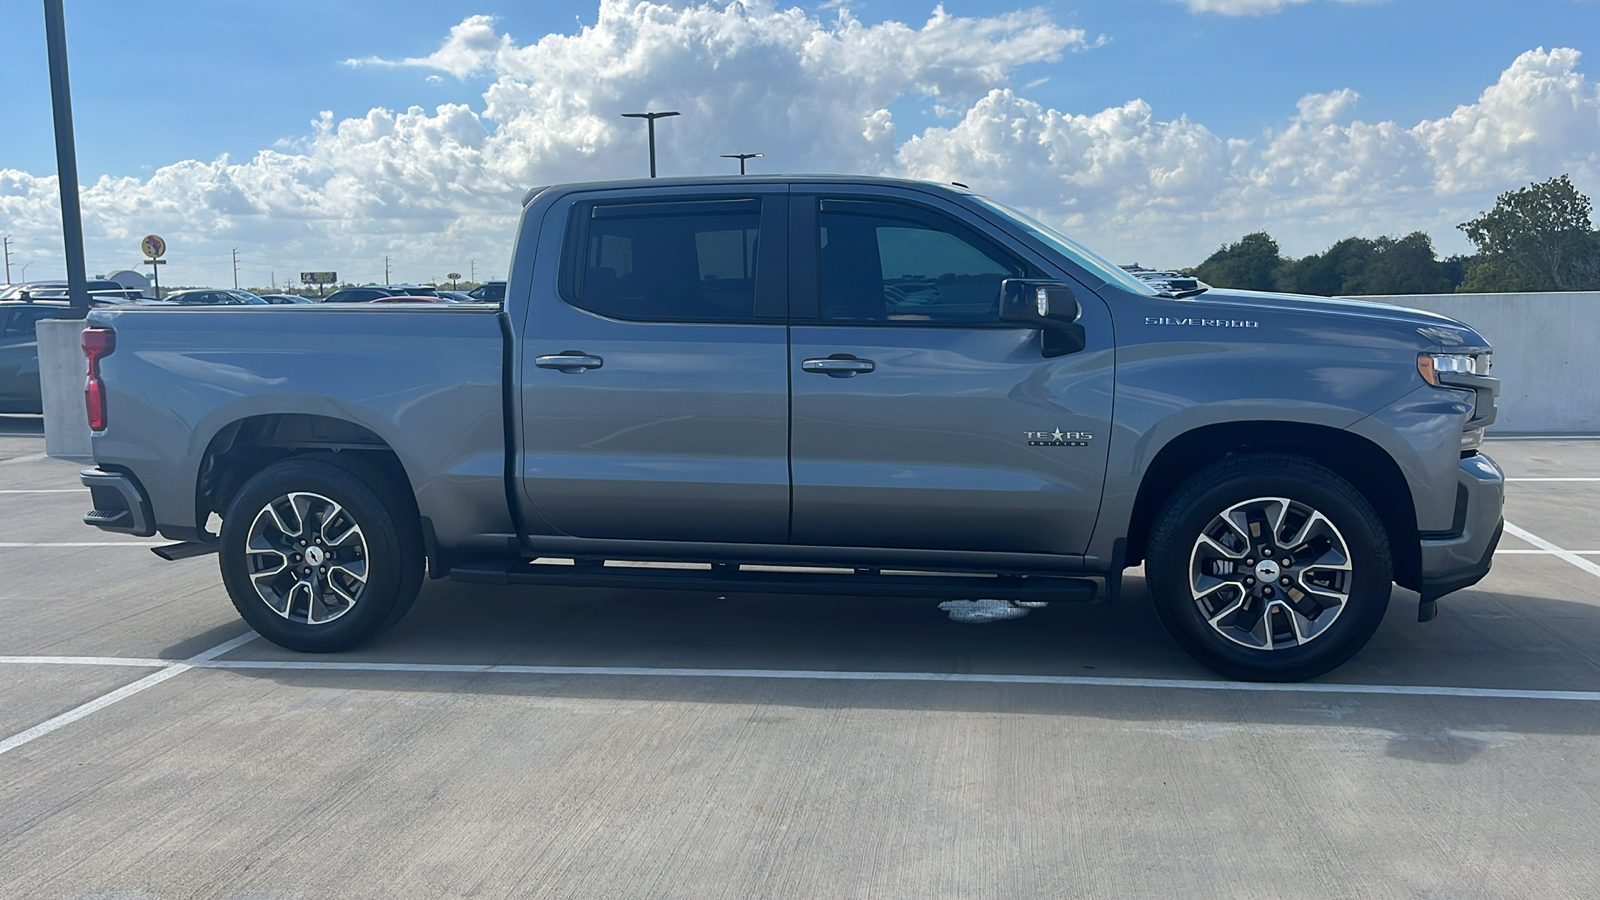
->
[1416,451,1504,619]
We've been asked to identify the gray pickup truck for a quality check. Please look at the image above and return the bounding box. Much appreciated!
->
[77,176,1503,681]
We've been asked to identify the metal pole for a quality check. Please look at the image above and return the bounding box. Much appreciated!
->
[647,119,657,177]
[3,236,11,283]
[721,153,763,175]
[43,0,90,317]
[622,111,680,178]
[232,248,239,288]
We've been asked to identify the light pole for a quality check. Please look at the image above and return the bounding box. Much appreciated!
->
[621,111,680,178]
[720,153,763,175]
[43,0,90,317]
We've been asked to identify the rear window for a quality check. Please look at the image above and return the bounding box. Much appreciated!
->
[563,198,765,323]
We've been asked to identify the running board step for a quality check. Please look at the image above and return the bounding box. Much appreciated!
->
[450,562,1097,602]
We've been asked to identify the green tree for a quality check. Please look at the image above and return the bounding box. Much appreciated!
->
[1457,174,1600,291]
[1193,232,1286,291]
[1281,237,1377,296]
[1345,232,1456,295]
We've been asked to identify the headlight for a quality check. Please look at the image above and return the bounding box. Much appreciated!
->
[1417,352,1486,386]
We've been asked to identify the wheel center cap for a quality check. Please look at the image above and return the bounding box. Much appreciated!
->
[1255,559,1280,582]
[304,545,326,567]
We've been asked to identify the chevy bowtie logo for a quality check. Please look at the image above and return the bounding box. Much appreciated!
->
[1025,429,1093,447]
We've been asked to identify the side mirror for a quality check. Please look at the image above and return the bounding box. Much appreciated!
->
[999,279,1085,357]
[1000,280,1080,326]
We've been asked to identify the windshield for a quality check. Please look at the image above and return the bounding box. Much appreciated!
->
[972,197,1157,296]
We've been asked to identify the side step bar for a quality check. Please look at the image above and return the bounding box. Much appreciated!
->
[450,561,1097,602]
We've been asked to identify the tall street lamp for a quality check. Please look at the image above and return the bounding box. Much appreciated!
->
[621,111,680,178]
[720,153,763,175]
[43,0,90,317]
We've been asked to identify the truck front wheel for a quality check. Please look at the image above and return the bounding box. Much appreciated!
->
[219,456,424,652]
[1146,454,1393,682]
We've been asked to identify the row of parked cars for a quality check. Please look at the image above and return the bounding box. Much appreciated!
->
[0,280,508,413]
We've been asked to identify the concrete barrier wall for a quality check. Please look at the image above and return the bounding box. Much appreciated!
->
[37,318,91,460]
[1352,291,1600,435]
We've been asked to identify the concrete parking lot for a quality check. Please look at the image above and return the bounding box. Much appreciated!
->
[2,413,1598,898]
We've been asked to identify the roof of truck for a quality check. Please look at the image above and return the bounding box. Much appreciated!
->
[522,175,971,207]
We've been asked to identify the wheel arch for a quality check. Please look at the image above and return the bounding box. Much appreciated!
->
[196,413,415,538]
[1124,421,1420,589]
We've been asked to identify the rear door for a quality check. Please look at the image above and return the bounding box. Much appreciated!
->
[787,189,1115,554]
[518,186,792,543]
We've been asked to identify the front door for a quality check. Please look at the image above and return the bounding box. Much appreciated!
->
[518,189,792,543]
[787,193,1114,554]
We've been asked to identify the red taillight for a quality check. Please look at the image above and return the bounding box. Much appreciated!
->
[82,327,115,431]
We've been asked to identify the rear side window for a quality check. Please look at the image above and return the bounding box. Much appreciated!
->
[564,198,765,322]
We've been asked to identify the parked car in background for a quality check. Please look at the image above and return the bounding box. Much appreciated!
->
[437,291,475,302]
[0,296,125,413]
[161,290,271,306]
[466,280,505,301]
[322,287,401,303]
[368,295,444,303]
[385,285,440,297]
[259,294,314,305]
[0,280,145,302]
[1121,266,1209,297]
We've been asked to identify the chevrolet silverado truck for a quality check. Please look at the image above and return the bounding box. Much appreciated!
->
[76,176,1503,681]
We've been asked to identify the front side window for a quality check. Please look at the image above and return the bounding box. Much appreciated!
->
[568,199,763,322]
[816,201,1025,324]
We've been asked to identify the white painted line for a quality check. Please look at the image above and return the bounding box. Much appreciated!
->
[1503,522,1600,580]
[0,632,257,758]
[0,452,50,465]
[0,656,171,667]
[0,648,1597,701]
[1496,549,1600,555]
[1505,477,1600,482]
[0,542,166,548]
[1488,435,1600,441]
[0,489,83,493]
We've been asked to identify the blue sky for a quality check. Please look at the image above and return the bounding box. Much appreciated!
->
[3,0,1599,287]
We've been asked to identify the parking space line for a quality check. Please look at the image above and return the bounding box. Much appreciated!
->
[0,651,1597,703]
[1497,549,1600,555]
[0,489,84,493]
[0,632,257,758]
[0,655,172,667]
[1504,522,1600,580]
[0,453,50,466]
[1505,477,1600,482]
[0,542,166,548]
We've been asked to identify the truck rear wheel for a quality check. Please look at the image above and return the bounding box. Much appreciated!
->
[219,456,424,652]
[1146,454,1393,682]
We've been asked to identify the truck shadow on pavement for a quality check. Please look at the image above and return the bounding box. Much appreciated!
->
[185,574,1600,767]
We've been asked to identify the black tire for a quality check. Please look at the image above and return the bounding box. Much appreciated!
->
[219,455,424,652]
[1146,453,1392,682]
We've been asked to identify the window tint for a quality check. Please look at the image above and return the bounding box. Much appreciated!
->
[569,200,763,322]
[3,308,51,339]
[817,203,1023,324]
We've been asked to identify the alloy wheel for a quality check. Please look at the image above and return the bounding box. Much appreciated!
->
[1187,496,1352,651]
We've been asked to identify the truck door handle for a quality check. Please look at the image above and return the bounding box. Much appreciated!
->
[535,352,604,373]
[802,355,875,377]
